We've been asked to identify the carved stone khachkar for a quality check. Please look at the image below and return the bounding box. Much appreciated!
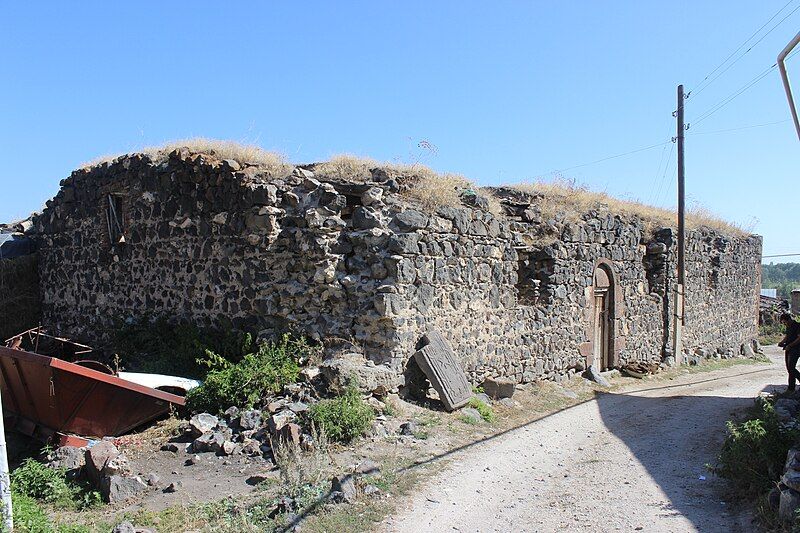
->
[413,331,472,411]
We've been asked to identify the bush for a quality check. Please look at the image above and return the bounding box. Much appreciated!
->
[11,459,72,506]
[10,458,101,513]
[759,323,785,346]
[112,316,253,379]
[712,395,800,497]
[11,491,52,533]
[308,387,375,443]
[186,334,313,413]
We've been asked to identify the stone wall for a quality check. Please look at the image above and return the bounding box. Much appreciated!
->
[32,149,762,387]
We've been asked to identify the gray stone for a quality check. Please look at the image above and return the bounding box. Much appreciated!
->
[482,377,515,399]
[102,475,148,503]
[363,484,381,498]
[223,406,241,420]
[354,459,381,475]
[239,409,263,431]
[321,354,398,392]
[85,441,120,487]
[783,469,800,492]
[146,473,160,487]
[268,410,297,434]
[585,367,611,388]
[780,489,800,522]
[112,521,136,533]
[413,331,472,411]
[399,421,418,436]
[47,446,84,473]
[160,443,179,453]
[394,210,429,231]
[188,413,219,437]
[331,474,357,503]
[499,398,516,408]
[460,407,483,423]
[286,402,309,414]
[192,431,228,454]
[163,481,182,493]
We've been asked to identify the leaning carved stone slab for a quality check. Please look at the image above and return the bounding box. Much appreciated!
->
[413,331,471,411]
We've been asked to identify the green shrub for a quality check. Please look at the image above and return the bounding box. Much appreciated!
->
[186,333,312,413]
[467,397,495,423]
[11,459,72,506]
[759,323,785,346]
[112,315,252,379]
[712,396,800,497]
[11,491,52,533]
[308,387,375,443]
[10,458,101,513]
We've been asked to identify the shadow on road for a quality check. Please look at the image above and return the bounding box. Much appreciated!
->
[281,365,779,532]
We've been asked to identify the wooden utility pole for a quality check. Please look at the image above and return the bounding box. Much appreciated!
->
[672,84,686,363]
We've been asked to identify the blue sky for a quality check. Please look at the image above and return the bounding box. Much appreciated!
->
[1,1,798,258]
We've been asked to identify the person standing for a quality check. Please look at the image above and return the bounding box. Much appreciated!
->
[779,313,800,391]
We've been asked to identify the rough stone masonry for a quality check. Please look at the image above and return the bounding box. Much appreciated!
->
[26,147,761,389]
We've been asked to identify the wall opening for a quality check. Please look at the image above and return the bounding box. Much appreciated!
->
[591,263,615,371]
[105,194,126,245]
[516,248,555,306]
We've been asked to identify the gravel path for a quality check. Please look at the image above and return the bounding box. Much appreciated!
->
[383,349,784,533]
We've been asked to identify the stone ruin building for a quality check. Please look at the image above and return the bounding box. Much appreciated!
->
[3,145,762,390]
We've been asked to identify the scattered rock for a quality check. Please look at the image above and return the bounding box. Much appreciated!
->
[354,459,380,475]
[145,473,160,487]
[473,393,492,405]
[330,474,357,503]
[268,410,297,434]
[585,367,611,388]
[241,439,262,457]
[246,474,272,486]
[482,377,516,399]
[498,398,516,408]
[160,443,179,453]
[286,402,309,414]
[239,409,263,431]
[399,421,418,436]
[163,481,182,493]
[363,484,381,498]
[780,489,800,522]
[47,446,85,475]
[85,441,121,487]
[112,521,136,533]
[460,407,482,424]
[102,474,148,503]
[188,413,220,438]
[321,354,397,393]
[278,423,302,446]
[192,431,227,454]
[223,406,241,421]
[186,454,201,466]
[366,396,386,413]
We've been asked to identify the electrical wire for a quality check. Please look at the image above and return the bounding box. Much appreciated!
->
[690,1,800,97]
[689,64,778,126]
[654,140,676,206]
[689,119,791,135]
[536,140,672,177]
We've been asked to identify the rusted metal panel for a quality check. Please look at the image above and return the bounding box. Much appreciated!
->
[0,345,184,439]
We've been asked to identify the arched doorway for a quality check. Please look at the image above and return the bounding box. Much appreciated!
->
[592,264,614,372]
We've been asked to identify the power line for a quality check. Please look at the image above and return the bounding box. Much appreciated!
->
[690,118,792,135]
[534,139,672,177]
[654,140,676,206]
[690,64,778,126]
[690,1,800,97]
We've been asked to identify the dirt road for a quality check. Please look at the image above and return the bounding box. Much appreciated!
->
[383,349,785,533]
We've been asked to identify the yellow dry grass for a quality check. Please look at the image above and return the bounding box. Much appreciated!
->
[80,138,291,177]
[314,154,477,211]
[509,178,745,236]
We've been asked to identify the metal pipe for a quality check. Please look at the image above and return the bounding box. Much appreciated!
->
[778,31,800,141]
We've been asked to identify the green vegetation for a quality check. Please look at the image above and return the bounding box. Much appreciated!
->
[186,333,313,413]
[759,322,785,346]
[308,386,375,443]
[9,459,100,533]
[712,394,799,499]
[466,397,495,423]
[112,316,253,379]
[762,263,800,299]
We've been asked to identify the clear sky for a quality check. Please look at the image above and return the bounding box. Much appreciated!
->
[1,1,798,258]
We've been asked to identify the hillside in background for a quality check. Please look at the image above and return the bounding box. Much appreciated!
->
[762,263,800,299]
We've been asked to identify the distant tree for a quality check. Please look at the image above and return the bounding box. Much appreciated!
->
[762,263,800,299]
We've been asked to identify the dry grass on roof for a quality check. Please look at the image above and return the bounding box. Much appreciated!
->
[80,138,292,177]
[510,179,747,237]
[314,154,486,211]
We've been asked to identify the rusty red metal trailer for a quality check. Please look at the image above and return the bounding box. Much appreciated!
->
[0,344,184,441]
